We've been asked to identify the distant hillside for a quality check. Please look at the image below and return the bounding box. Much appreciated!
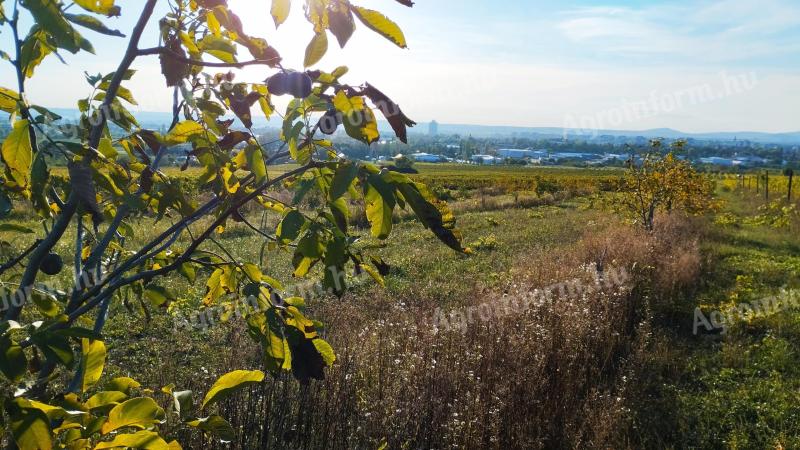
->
[421,123,800,145]
[3,109,798,145]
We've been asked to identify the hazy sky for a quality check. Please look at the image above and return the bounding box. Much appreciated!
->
[2,0,799,133]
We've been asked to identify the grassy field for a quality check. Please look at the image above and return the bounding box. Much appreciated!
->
[2,164,799,448]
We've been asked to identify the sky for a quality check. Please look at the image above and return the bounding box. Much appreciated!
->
[1,0,799,133]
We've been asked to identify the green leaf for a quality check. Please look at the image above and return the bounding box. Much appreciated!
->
[30,105,62,123]
[364,175,396,239]
[304,31,328,67]
[246,312,287,372]
[271,0,290,27]
[30,151,51,217]
[322,236,348,295]
[19,29,52,78]
[54,327,102,340]
[277,209,306,243]
[98,81,137,105]
[0,223,35,233]
[329,197,350,233]
[31,292,60,318]
[1,119,32,190]
[330,162,359,201]
[171,390,193,420]
[64,13,124,37]
[81,338,106,392]
[0,86,19,113]
[21,0,94,53]
[202,370,264,409]
[199,35,237,62]
[97,137,119,159]
[245,145,267,183]
[179,263,197,283]
[187,415,235,442]
[8,399,53,450]
[101,397,165,434]
[0,335,27,381]
[94,431,170,450]
[144,285,173,307]
[242,263,262,282]
[85,391,128,411]
[105,376,141,394]
[32,331,74,368]
[394,181,466,253]
[343,107,379,145]
[351,6,407,48]
[165,121,205,145]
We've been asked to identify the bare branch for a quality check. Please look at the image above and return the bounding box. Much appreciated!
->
[138,46,281,69]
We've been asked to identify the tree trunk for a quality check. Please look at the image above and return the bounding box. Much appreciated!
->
[646,203,656,231]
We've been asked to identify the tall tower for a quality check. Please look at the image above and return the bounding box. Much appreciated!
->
[429,120,439,136]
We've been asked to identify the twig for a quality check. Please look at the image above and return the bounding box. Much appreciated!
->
[137,46,281,69]
[0,239,42,275]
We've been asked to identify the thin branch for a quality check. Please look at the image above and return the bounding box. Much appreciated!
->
[0,239,42,275]
[266,149,291,166]
[237,212,278,242]
[88,0,159,150]
[137,46,281,69]
[6,0,160,323]
[61,163,321,326]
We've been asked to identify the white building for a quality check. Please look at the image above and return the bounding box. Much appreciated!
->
[496,149,548,160]
[471,154,499,164]
[411,152,447,163]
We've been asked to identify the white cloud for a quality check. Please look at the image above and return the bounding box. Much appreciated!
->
[557,0,800,62]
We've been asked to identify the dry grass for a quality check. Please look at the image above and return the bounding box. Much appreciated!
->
[161,217,703,449]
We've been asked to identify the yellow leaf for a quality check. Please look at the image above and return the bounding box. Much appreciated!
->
[242,263,262,282]
[94,431,170,450]
[165,121,205,145]
[97,137,118,159]
[312,338,336,366]
[81,245,91,262]
[332,90,364,115]
[207,10,221,37]
[252,84,273,118]
[351,6,407,48]
[202,370,264,409]
[74,0,120,16]
[1,119,32,190]
[0,87,20,113]
[220,165,240,193]
[81,339,106,392]
[101,398,165,434]
[365,183,393,239]
[179,31,200,54]
[304,32,328,67]
[271,0,290,27]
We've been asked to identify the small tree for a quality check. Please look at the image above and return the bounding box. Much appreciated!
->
[394,154,415,169]
[619,140,717,230]
[0,0,465,447]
